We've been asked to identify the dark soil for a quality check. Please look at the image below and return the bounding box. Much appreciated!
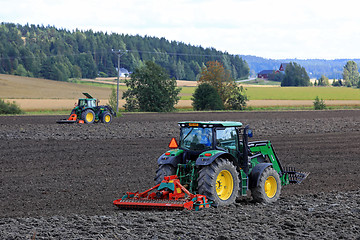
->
[0,110,359,239]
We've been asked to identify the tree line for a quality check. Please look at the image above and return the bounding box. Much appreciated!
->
[272,61,360,88]
[0,22,249,81]
[241,54,360,79]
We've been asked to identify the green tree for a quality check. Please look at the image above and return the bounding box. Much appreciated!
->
[281,62,310,86]
[343,60,359,87]
[108,86,122,115]
[197,61,248,109]
[192,83,224,110]
[198,61,233,103]
[14,64,29,76]
[317,75,329,86]
[72,65,82,79]
[76,53,97,78]
[122,61,181,112]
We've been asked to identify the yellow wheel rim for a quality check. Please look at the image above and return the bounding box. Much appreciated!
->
[264,176,277,198]
[216,170,234,200]
[86,112,94,122]
[104,115,111,122]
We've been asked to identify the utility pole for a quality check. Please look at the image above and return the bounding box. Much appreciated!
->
[112,49,126,112]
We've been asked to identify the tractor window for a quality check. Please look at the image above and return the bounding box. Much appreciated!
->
[78,99,86,106]
[87,100,96,108]
[180,127,213,151]
[216,127,237,150]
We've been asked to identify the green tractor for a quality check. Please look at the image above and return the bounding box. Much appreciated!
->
[57,93,116,124]
[155,121,308,206]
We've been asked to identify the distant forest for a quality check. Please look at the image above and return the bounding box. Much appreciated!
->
[0,22,249,81]
[241,55,360,79]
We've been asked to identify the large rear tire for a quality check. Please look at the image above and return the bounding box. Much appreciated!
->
[251,167,281,203]
[154,164,176,185]
[197,158,239,207]
[81,109,95,124]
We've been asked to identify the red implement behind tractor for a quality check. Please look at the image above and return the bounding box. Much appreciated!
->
[113,175,211,211]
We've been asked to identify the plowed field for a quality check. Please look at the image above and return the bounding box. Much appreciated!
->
[0,110,359,239]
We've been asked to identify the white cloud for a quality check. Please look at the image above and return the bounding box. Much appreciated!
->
[1,0,360,59]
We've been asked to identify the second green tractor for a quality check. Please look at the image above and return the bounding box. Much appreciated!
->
[57,93,116,124]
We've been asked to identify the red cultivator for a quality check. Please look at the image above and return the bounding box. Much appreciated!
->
[57,113,84,124]
[113,175,211,211]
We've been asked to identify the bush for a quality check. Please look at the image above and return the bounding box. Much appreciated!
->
[0,99,23,114]
[108,86,117,111]
[192,83,224,110]
[313,96,326,110]
[332,79,343,87]
[98,71,108,77]
[226,85,248,110]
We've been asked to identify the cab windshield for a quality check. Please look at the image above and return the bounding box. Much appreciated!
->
[87,100,96,107]
[180,127,213,151]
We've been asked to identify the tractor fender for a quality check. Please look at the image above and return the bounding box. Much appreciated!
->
[248,163,273,189]
[195,150,236,166]
[157,149,184,168]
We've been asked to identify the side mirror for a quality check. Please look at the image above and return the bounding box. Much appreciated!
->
[247,129,253,138]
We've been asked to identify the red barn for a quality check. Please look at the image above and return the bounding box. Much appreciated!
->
[257,70,274,79]
[279,63,289,72]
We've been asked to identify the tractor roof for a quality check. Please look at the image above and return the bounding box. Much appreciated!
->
[79,98,96,101]
[178,121,242,128]
[83,93,94,98]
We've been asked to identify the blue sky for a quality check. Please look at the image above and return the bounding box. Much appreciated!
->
[1,0,360,59]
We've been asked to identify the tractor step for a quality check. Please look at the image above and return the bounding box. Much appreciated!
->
[113,175,211,211]
[284,167,310,184]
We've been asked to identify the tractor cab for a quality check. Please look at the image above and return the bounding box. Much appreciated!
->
[78,93,97,108]
[178,121,245,161]
[78,98,97,108]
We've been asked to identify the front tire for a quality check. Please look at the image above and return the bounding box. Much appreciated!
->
[251,167,281,203]
[154,164,176,185]
[81,109,95,124]
[101,111,112,124]
[197,158,239,207]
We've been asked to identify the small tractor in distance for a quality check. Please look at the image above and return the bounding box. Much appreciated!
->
[114,121,308,210]
[57,93,116,124]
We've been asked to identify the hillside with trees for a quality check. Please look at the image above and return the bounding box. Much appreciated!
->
[0,22,249,81]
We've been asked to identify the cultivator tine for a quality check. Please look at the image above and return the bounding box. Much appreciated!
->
[113,199,190,210]
[284,167,310,184]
